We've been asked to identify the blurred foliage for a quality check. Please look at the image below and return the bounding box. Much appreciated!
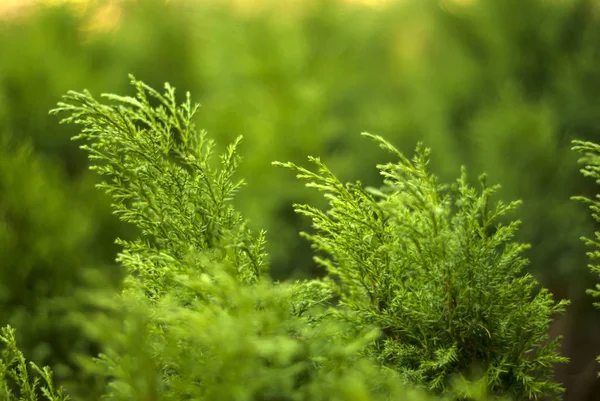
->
[2,0,600,286]
[2,0,600,397]
[0,136,125,387]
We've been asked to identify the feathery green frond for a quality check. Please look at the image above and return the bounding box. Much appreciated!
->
[572,139,600,375]
[50,78,453,401]
[277,133,568,400]
[0,325,69,401]
[50,75,267,298]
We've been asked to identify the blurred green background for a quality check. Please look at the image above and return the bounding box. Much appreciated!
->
[2,0,600,399]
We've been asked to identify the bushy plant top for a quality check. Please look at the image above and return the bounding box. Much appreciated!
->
[276,135,569,399]
[45,76,446,401]
[0,77,566,401]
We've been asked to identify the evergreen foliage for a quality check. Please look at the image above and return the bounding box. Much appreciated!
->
[0,135,122,389]
[572,139,600,372]
[396,0,600,293]
[68,260,435,401]
[51,75,268,297]
[277,134,569,399]
[0,325,68,401]
[2,0,600,398]
[48,77,462,401]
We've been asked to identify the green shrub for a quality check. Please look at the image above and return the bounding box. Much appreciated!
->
[2,0,598,396]
[41,77,562,400]
[277,134,568,399]
[47,75,441,401]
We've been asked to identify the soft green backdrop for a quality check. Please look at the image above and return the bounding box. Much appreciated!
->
[2,0,600,399]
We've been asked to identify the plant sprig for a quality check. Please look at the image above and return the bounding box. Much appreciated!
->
[50,75,268,298]
[0,325,69,401]
[277,133,569,400]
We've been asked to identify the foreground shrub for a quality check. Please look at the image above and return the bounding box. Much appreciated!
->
[33,77,564,400]
[46,76,442,401]
[277,135,569,399]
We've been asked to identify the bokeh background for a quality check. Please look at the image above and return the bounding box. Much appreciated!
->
[2,0,600,399]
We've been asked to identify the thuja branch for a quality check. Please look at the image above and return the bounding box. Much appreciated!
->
[572,140,600,374]
[48,78,460,401]
[50,75,268,296]
[0,325,69,401]
[276,133,569,400]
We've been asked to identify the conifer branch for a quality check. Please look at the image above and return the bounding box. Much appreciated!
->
[0,326,69,401]
[572,139,600,374]
[50,75,268,297]
[277,133,568,400]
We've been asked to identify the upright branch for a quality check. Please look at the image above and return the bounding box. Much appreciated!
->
[50,75,268,298]
[0,326,69,401]
[277,133,568,400]
[572,140,600,361]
